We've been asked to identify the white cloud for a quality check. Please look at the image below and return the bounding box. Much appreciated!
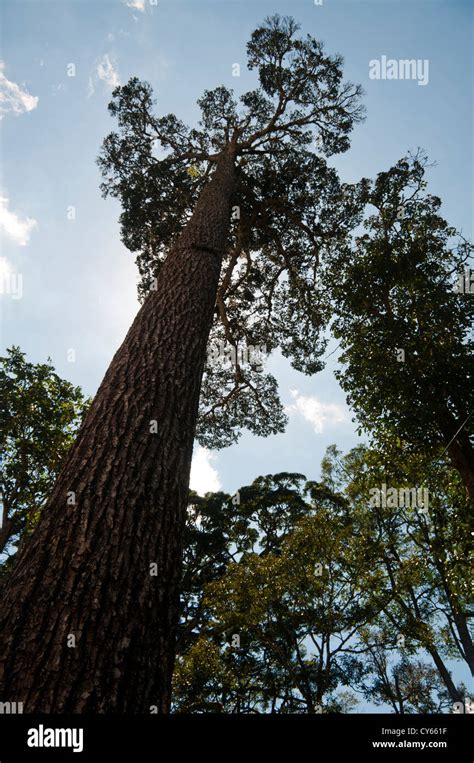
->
[286,389,347,434]
[190,446,222,495]
[124,0,145,11]
[97,55,120,90]
[0,61,38,118]
[0,195,37,246]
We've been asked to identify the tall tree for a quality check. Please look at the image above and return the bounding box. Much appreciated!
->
[0,16,363,712]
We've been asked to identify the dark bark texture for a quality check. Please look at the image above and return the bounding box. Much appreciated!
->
[440,410,474,508]
[447,438,474,509]
[0,150,236,712]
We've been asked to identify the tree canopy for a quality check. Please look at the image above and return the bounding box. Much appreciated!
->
[323,152,474,502]
[172,453,468,713]
[98,14,366,448]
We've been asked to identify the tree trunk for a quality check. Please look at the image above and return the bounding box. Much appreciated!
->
[447,437,474,507]
[0,519,12,557]
[451,611,474,676]
[0,497,14,557]
[0,148,236,713]
[426,646,464,703]
[440,411,474,507]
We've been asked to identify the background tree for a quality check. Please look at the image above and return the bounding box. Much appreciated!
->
[357,646,452,714]
[0,347,89,573]
[323,152,474,503]
[177,472,312,658]
[321,444,471,704]
[315,157,473,702]
[174,449,470,713]
[0,16,364,713]
[173,473,380,713]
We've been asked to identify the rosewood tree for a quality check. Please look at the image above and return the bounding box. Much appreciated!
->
[0,16,363,712]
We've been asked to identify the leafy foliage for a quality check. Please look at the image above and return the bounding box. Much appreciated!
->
[324,152,474,466]
[321,444,471,701]
[175,473,379,712]
[0,347,90,574]
[98,15,366,448]
[173,443,470,712]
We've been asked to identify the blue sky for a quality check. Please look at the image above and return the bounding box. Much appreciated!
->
[0,0,472,711]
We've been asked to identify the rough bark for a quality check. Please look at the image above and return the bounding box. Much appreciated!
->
[0,148,236,713]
